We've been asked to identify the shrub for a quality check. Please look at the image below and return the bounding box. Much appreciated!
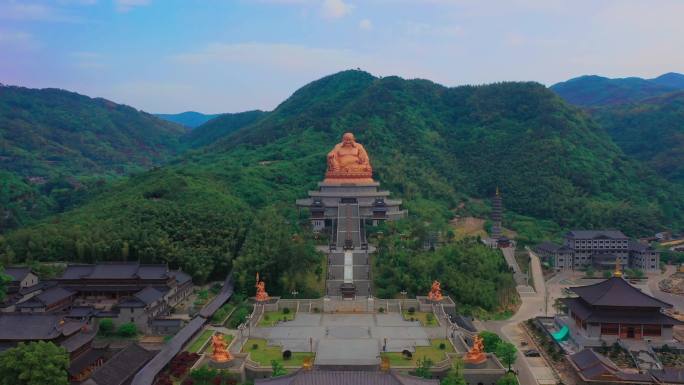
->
[252,343,259,350]
[264,314,270,321]
[439,342,446,350]
[378,307,385,313]
[99,318,114,336]
[313,307,320,313]
[479,331,502,353]
[408,307,416,314]
[282,307,290,314]
[426,313,434,322]
[402,349,413,359]
[282,350,292,360]
[117,322,137,337]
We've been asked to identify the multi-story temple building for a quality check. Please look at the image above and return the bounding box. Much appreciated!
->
[296,133,406,299]
[535,230,660,272]
[559,274,682,349]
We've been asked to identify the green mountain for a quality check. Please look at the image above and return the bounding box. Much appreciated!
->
[0,85,188,231]
[593,91,684,184]
[155,111,221,128]
[182,110,266,149]
[550,74,684,107]
[650,72,684,89]
[4,70,683,291]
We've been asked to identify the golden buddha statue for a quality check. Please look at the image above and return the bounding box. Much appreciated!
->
[324,132,373,183]
[464,335,487,365]
[255,272,269,302]
[211,334,233,362]
[427,280,443,302]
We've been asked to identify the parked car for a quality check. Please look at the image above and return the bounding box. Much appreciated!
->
[524,349,541,357]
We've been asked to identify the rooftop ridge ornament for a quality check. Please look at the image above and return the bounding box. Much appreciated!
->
[427,280,443,302]
[324,132,374,184]
[613,257,623,278]
[255,272,269,302]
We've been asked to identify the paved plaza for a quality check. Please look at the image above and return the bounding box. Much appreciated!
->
[253,313,433,366]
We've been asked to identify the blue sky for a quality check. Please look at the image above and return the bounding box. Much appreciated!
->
[1,0,683,113]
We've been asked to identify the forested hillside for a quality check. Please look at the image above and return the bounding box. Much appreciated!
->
[182,110,266,149]
[0,85,188,231]
[551,73,684,107]
[593,92,684,184]
[551,73,684,185]
[3,70,684,302]
[155,111,221,128]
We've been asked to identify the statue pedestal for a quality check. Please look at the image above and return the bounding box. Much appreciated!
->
[209,359,236,369]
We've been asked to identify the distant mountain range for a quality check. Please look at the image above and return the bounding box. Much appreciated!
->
[551,72,684,107]
[155,111,222,128]
[551,72,684,185]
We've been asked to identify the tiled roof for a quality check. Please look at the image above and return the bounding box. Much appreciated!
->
[59,263,173,281]
[570,277,672,308]
[570,349,653,383]
[60,327,96,353]
[36,286,74,305]
[0,314,85,340]
[86,343,156,385]
[628,240,651,252]
[134,287,165,305]
[2,267,31,282]
[566,230,627,239]
[563,297,683,325]
[172,270,192,285]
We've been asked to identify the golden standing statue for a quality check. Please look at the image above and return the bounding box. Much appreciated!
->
[427,280,443,302]
[464,335,487,365]
[324,132,374,183]
[211,334,233,363]
[255,272,269,302]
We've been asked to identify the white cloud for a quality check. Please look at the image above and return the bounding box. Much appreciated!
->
[173,42,367,73]
[71,51,106,69]
[359,18,372,31]
[321,0,353,19]
[115,0,150,12]
[0,30,31,43]
[403,21,462,38]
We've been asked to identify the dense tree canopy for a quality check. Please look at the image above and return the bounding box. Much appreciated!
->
[0,341,69,385]
[373,219,517,314]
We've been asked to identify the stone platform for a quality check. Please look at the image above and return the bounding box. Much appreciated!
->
[259,313,431,369]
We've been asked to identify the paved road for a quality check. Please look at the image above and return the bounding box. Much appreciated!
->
[647,265,684,312]
[483,250,552,385]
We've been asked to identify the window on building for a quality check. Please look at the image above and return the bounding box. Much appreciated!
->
[601,323,619,335]
[643,325,661,337]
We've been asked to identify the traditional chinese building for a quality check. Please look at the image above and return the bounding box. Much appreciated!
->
[559,276,682,349]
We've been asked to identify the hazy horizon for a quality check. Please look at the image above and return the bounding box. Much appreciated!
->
[2,0,683,113]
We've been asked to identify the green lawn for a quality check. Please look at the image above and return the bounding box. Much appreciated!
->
[258,310,296,327]
[186,329,214,353]
[242,338,314,367]
[402,311,438,327]
[381,339,453,367]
